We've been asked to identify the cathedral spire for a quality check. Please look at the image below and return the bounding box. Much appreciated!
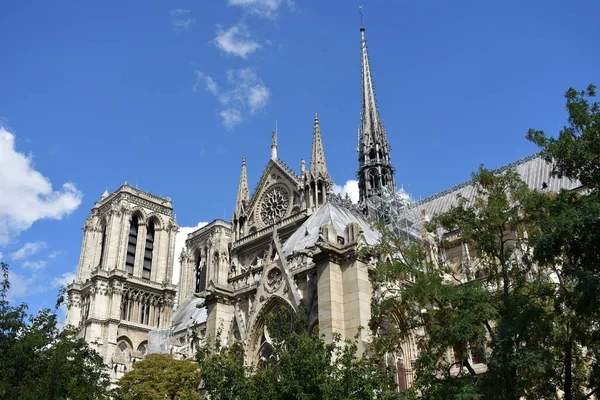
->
[357,24,395,206]
[234,155,250,215]
[310,112,330,181]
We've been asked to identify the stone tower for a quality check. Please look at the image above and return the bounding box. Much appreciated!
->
[356,25,395,206]
[65,184,178,381]
[303,112,333,211]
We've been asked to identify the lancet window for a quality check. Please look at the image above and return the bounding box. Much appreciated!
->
[195,249,207,293]
[142,220,155,279]
[99,221,107,268]
[125,216,139,274]
[385,350,408,391]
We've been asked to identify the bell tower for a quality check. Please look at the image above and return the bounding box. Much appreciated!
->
[357,24,396,207]
[65,184,178,381]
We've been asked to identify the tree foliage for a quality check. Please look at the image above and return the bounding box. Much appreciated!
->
[198,309,398,400]
[369,84,599,399]
[0,262,110,400]
[113,353,201,400]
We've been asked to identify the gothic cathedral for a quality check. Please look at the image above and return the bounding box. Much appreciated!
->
[65,24,578,387]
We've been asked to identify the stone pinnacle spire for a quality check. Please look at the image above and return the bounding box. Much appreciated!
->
[271,130,278,160]
[357,24,396,206]
[310,112,330,181]
[303,113,332,211]
[234,155,249,216]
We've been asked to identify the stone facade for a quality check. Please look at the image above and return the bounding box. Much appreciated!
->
[66,24,581,391]
[66,184,178,381]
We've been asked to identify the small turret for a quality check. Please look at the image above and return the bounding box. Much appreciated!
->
[232,155,250,240]
[303,113,332,211]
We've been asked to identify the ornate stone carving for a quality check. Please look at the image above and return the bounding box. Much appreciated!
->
[259,186,290,226]
[265,267,283,293]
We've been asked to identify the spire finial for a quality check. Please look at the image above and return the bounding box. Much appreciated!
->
[359,5,364,30]
[310,112,331,183]
[271,130,277,160]
[233,154,250,220]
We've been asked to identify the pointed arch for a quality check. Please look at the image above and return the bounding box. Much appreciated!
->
[99,217,108,269]
[125,214,140,274]
[142,219,156,279]
[194,249,206,293]
[247,295,295,366]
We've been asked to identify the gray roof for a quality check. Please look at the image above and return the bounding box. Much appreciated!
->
[171,296,207,335]
[418,154,581,217]
[281,202,380,258]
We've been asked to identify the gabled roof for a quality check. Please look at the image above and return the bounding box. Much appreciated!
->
[418,154,581,217]
[281,202,380,258]
[171,296,207,335]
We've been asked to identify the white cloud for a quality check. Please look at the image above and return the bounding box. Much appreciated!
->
[194,68,270,129]
[10,241,47,260]
[0,128,83,245]
[22,260,47,270]
[7,270,46,300]
[0,252,3,261]
[52,271,76,288]
[228,0,292,19]
[219,109,243,129]
[214,22,261,59]
[170,8,193,33]
[173,222,209,285]
[333,180,360,204]
[48,250,65,259]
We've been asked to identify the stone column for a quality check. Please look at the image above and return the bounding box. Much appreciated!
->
[316,254,345,343]
[341,258,372,354]
[106,211,123,270]
[150,226,162,282]
[134,223,147,278]
[116,211,132,272]
[65,291,82,328]
[205,297,235,348]
[165,224,178,284]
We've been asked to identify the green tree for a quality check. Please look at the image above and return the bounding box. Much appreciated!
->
[0,262,110,400]
[113,353,201,400]
[369,167,555,400]
[527,84,600,399]
[368,84,600,400]
[198,309,396,400]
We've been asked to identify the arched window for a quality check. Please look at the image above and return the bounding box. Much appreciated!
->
[386,350,408,392]
[382,170,389,188]
[142,220,155,279]
[194,251,206,293]
[138,342,148,355]
[369,169,379,190]
[369,149,376,160]
[125,216,139,274]
[99,221,107,268]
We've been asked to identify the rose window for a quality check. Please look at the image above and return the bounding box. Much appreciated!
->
[260,186,290,226]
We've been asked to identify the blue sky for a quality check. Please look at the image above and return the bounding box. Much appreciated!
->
[0,0,598,320]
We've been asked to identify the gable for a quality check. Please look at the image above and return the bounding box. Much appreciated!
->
[245,160,302,232]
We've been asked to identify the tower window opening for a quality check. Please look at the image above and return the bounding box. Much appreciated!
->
[369,149,376,161]
[125,216,139,274]
[142,221,155,280]
[99,223,107,269]
[195,251,206,293]
[369,169,379,190]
